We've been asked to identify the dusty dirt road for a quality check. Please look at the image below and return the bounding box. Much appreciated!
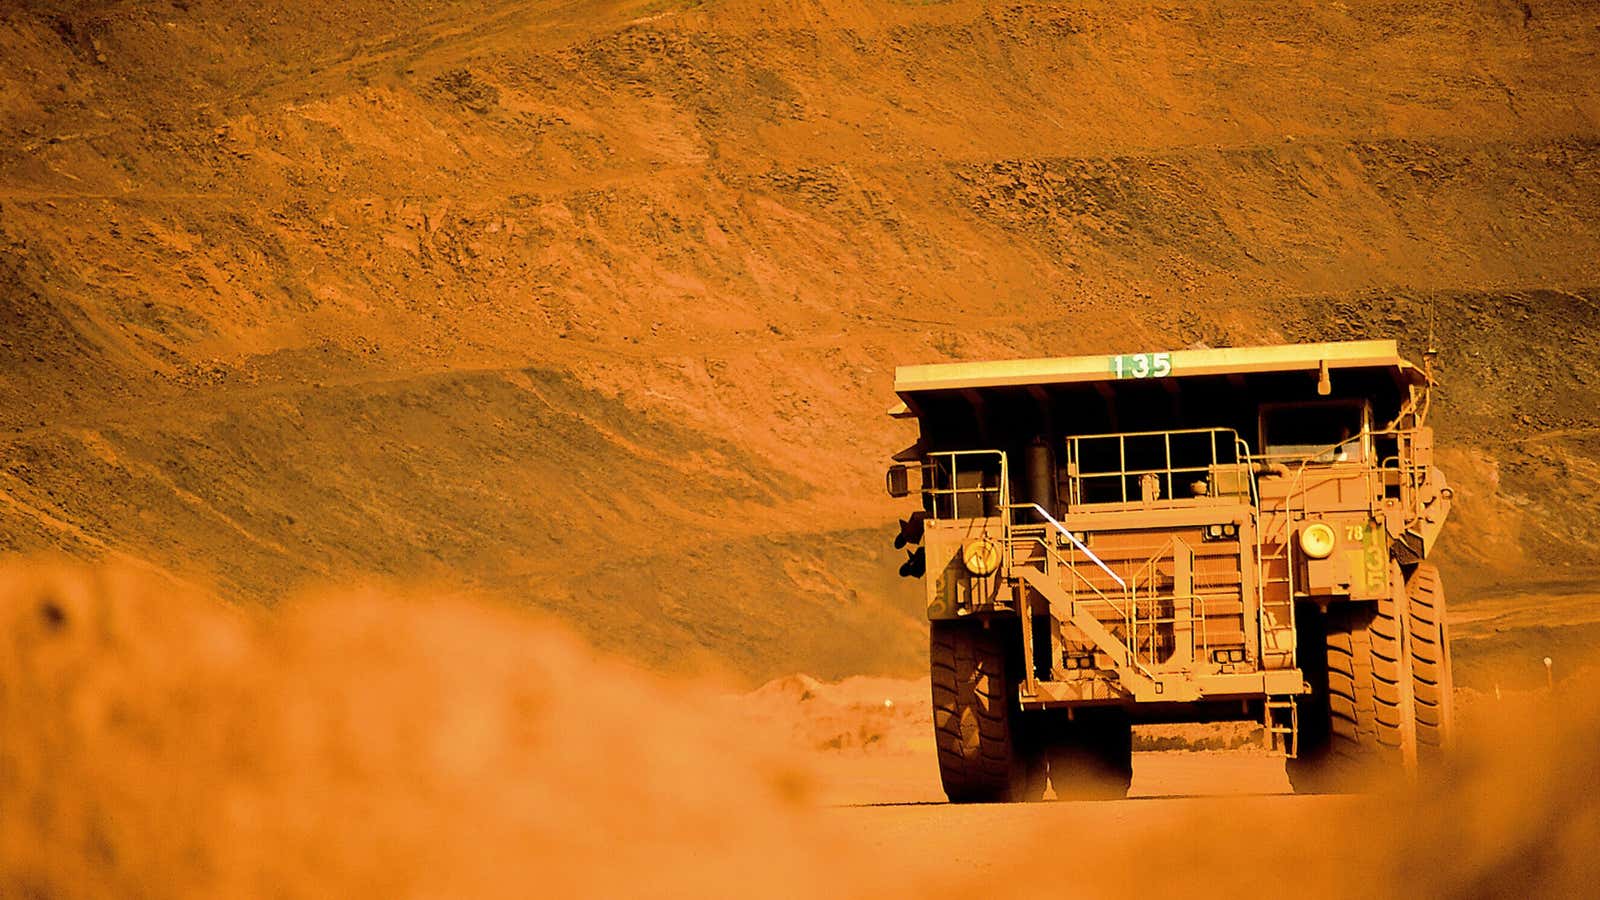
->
[821,749,1290,807]
[3,565,1597,898]
[824,750,1297,847]
[807,730,1599,897]
[824,753,1344,885]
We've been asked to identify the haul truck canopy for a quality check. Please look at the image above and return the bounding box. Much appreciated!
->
[894,339,1425,398]
[889,339,1430,459]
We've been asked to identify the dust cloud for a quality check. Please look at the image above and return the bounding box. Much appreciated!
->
[957,686,1600,900]
[2,563,1596,898]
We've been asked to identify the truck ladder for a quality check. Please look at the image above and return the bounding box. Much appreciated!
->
[1264,695,1299,757]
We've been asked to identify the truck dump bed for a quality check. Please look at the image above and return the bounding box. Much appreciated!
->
[894,339,1425,397]
[889,339,1429,455]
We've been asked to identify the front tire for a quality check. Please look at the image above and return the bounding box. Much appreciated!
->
[930,620,1045,803]
[1287,592,1416,792]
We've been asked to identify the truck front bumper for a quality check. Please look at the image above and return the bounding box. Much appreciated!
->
[1018,668,1306,709]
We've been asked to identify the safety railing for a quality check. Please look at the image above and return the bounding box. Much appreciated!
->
[1261,426,1434,514]
[1005,506,1157,683]
[1066,427,1257,511]
[1129,539,1186,667]
[1011,502,1122,588]
[1018,526,1250,677]
[1376,427,1433,534]
[919,449,1010,525]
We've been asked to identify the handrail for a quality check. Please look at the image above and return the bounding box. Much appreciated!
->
[1006,526,1157,678]
[1007,506,1162,681]
[1008,534,1121,611]
[1377,433,1432,534]
[1066,425,1253,443]
[919,449,1010,531]
[1255,450,1307,672]
[1011,502,1126,590]
[1066,426,1254,509]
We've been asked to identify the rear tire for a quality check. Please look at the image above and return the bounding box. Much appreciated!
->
[1045,709,1134,800]
[1406,562,1455,766]
[1287,593,1416,792]
[931,620,1046,803]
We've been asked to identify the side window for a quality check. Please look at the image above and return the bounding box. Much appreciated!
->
[1260,402,1369,464]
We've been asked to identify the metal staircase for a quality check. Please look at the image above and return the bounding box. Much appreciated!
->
[1008,503,1202,703]
[1254,470,1303,755]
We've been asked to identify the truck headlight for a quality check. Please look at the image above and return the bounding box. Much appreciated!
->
[962,538,1002,576]
[1299,523,1336,559]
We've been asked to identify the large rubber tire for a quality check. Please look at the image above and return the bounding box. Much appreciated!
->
[930,621,1046,803]
[1044,709,1134,801]
[1406,562,1455,765]
[1287,595,1415,792]
[1332,593,1411,762]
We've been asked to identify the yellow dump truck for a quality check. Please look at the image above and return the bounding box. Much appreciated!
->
[886,340,1454,800]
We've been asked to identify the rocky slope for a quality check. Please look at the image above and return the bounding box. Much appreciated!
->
[2,0,1598,680]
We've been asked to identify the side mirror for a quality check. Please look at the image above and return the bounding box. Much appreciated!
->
[894,512,927,549]
[885,464,911,498]
[898,547,926,579]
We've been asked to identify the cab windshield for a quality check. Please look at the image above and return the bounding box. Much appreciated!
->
[1260,402,1368,464]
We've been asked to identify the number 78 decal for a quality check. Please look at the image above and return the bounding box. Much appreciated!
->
[1110,352,1173,379]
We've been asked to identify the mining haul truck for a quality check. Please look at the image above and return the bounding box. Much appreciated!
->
[885,339,1454,801]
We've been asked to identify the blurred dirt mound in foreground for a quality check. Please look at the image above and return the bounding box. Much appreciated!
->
[0,563,853,899]
[3,563,1598,898]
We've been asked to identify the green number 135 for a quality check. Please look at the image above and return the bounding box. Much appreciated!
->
[1110,352,1173,379]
